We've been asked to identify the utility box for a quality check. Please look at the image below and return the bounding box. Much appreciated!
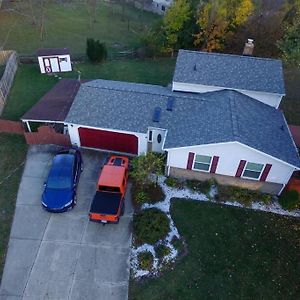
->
[37,48,72,74]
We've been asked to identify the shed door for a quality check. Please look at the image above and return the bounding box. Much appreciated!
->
[79,127,138,154]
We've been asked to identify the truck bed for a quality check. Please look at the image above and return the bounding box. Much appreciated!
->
[90,191,122,216]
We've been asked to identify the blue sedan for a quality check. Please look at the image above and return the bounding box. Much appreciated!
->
[42,147,83,212]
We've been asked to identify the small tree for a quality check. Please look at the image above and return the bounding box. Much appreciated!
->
[131,152,164,187]
[278,17,300,66]
[86,38,107,63]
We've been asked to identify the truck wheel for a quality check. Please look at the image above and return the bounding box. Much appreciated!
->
[121,202,125,216]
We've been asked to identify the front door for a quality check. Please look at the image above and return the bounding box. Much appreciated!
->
[147,128,166,153]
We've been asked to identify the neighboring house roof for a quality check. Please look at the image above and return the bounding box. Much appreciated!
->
[65,79,299,167]
[173,50,285,95]
[22,79,80,122]
[36,48,70,56]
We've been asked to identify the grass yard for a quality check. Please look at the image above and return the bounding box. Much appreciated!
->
[130,200,300,299]
[0,0,159,54]
[1,58,176,120]
[0,133,27,281]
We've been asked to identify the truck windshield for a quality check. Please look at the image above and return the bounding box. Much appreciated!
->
[99,186,120,193]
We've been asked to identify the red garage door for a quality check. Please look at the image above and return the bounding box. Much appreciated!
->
[78,127,138,154]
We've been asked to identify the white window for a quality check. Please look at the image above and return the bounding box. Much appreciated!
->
[242,162,264,179]
[193,154,212,172]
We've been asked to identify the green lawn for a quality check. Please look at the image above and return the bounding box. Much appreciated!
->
[130,200,300,299]
[0,0,159,54]
[0,133,27,281]
[1,58,176,120]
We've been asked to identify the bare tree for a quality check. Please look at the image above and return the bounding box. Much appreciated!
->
[86,0,97,28]
[28,0,37,25]
[40,0,46,41]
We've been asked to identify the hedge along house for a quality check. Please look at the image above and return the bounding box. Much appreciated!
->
[63,79,300,195]
[173,50,286,108]
[37,48,72,74]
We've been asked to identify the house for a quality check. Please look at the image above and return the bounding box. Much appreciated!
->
[37,48,72,74]
[151,0,173,14]
[173,50,285,108]
[21,50,300,195]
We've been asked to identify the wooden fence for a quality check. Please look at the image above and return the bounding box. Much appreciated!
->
[24,126,71,147]
[0,50,18,114]
[0,119,24,134]
[0,120,71,146]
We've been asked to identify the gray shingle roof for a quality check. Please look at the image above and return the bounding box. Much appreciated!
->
[65,79,299,167]
[173,50,285,95]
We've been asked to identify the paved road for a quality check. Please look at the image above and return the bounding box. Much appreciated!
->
[0,146,133,300]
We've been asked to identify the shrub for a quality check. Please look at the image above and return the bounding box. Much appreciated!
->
[135,190,149,205]
[138,251,153,271]
[132,182,165,210]
[216,185,272,206]
[186,179,213,194]
[86,38,107,62]
[133,208,170,245]
[279,190,300,210]
[144,183,165,203]
[131,153,165,187]
[155,243,171,260]
[165,177,178,187]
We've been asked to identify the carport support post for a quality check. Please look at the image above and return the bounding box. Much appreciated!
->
[25,121,32,132]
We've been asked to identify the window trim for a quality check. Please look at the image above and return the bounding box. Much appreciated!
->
[192,154,213,173]
[241,161,265,180]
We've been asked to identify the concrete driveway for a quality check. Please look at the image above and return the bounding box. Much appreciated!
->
[0,146,133,300]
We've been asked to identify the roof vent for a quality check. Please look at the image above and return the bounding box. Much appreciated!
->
[281,125,284,131]
[152,107,161,122]
[193,64,197,71]
[243,39,254,56]
[167,96,175,111]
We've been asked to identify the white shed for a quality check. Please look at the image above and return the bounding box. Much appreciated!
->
[37,48,72,74]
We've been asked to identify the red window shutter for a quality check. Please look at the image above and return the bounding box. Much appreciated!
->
[186,152,195,170]
[235,160,247,177]
[260,164,272,182]
[210,156,219,173]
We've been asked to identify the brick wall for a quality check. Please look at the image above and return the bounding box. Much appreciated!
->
[24,126,71,147]
[0,119,24,134]
[169,167,283,195]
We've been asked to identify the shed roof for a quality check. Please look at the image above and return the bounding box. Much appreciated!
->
[65,79,299,168]
[37,48,70,56]
[22,79,80,122]
[173,50,285,95]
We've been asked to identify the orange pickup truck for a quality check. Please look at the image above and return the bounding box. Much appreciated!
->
[89,155,129,224]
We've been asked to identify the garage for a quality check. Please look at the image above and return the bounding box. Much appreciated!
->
[78,127,138,154]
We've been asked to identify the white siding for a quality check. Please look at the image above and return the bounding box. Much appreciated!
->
[172,82,284,108]
[38,57,46,74]
[166,142,297,185]
[67,123,148,155]
[58,55,72,72]
[38,55,72,74]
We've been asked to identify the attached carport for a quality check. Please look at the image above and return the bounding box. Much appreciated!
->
[78,127,138,154]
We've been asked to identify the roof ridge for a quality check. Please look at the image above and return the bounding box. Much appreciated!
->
[229,92,240,139]
[83,80,212,102]
[179,49,283,63]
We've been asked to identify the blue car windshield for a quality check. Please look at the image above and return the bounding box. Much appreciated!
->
[47,176,72,189]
